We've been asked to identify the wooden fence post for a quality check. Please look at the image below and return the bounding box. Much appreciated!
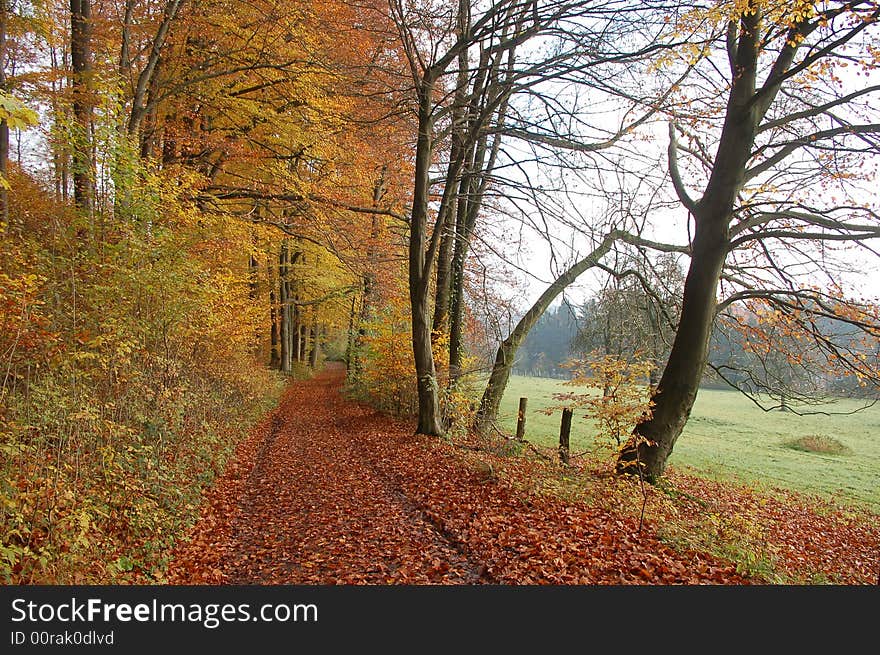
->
[515,397,528,441]
[559,408,572,464]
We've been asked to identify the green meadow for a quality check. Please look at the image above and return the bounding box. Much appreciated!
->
[498,375,880,510]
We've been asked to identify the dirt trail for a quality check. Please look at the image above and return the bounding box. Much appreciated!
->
[166,364,752,584]
[224,364,490,584]
[167,364,491,583]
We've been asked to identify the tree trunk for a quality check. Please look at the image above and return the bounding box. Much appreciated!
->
[448,84,505,383]
[449,212,473,387]
[351,175,384,380]
[779,393,790,413]
[269,284,279,368]
[345,294,357,372]
[412,290,443,434]
[296,320,305,363]
[70,0,93,214]
[409,78,444,436]
[474,232,620,434]
[432,216,455,339]
[448,174,479,382]
[615,217,728,480]
[0,115,7,223]
[248,251,258,299]
[308,316,320,368]
[127,0,184,138]
[350,277,370,379]
[615,8,766,481]
[248,246,259,353]
[279,242,291,373]
[0,0,8,223]
[431,8,469,340]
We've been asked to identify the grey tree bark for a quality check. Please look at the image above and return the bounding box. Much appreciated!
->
[70,0,94,214]
[0,0,8,223]
[617,3,880,479]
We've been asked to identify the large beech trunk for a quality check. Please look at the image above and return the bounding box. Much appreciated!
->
[412,288,443,435]
[616,7,772,481]
[615,217,728,480]
[70,0,93,213]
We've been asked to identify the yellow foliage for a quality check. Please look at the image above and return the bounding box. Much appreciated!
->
[355,286,417,416]
[0,159,283,584]
[545,353,656,452]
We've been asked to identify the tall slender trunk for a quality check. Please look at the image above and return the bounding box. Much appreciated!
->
[308,316,320,368]
[269,277,279,369]
[288,286,298,364]
[428,143,467,354]
[448,147,485,382]
[432,4,470,339]
[291,309,299,362]
[447,189,473,382]
[248,252,258,299]
[70,0,93,215]
[47,45,69,201]
[292,251,303,363]
[297,322,306,363]
[350,274,371,379]
[345,294,357,371]
[351,173,385,380]
[0,0,8,224]
[248,246,259,353]
[432,216,455,339]
[448,31,511,384]
[279,242,291,373]
[409,77,444,436]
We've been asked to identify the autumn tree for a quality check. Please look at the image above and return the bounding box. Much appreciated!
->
[69,0,93,213]
[616,0,880,480]
[119,0,185,145]
[546,354,656,449]
[118,0,411,374]
[0,0,413,582]
[471,171,690,433]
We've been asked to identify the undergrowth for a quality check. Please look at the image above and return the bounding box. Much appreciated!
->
[0,165,286,583]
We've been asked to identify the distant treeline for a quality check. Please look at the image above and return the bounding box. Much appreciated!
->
[512,302,878,400]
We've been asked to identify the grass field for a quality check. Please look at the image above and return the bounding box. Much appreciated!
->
[498,375,880,510]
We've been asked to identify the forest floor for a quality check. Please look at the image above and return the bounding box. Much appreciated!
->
[165,364,879,585]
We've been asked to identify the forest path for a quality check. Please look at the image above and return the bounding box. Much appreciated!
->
[166,364,750,584]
